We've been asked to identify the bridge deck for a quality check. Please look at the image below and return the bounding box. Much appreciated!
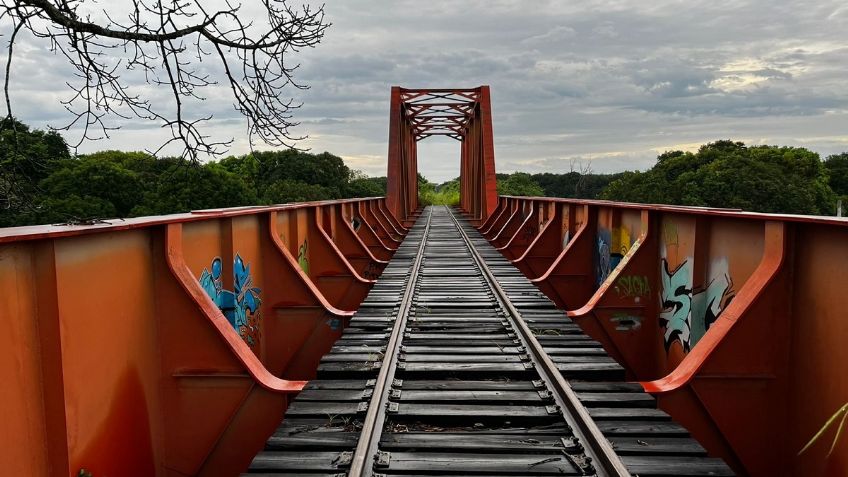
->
[245,206,733,476]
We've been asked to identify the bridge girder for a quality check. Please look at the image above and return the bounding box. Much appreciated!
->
[386,86,498,226]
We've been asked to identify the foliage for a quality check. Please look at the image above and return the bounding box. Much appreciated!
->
[130,163,259,216]
[601,141,837,215]
[4,119,847,227]
[530,171,623,199]
[418,176,460,206]
[798,401,848,458]
[347,176,387,198]
[0,118,72,219]
[824,153,848,207]
[263,180,333,204]
[0,121,389,227]
[497,172,545,197]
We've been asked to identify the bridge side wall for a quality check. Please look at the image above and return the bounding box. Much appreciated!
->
[0,198,400,477]
[487,196,848,476]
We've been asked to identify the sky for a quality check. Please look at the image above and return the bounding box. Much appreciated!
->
[4,0,848,182]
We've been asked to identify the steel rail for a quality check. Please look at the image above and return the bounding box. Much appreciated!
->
[444,205,631,477]
[347,207,434,477]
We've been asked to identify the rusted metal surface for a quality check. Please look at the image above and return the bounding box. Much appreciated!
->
[480,195,848,476]
[0,198,403,477]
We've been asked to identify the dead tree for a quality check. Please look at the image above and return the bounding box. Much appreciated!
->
[570,158,593,198]
[1,0,329,160]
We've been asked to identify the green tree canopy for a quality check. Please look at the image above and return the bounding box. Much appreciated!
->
[824,153,848,198]
[131,162,259,216]
[497,172,545,197]
[601,141,836,215]
[0,117,73,225]
[1,122,389,227]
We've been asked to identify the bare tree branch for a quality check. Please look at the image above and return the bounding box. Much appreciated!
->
[1,0,330,160]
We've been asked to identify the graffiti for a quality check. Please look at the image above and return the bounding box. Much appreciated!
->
[610,313,642,331]
[521,226,537,242]
[233,255,262,348]
[596,229,623,287]
[326,317,342,331]
[200,254,262,350]
[690,259,734,346]
[662,222,679,248]
[596,227,635,288]
[659,258,734,353]
[616,275,651,299]
[596,234,612,286]
[298,239,310,275]
[562,230,570,249]
[351,216,362,232]
[612,226,632,256]
[659,259,692,351]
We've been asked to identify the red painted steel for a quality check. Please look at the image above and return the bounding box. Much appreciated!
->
[385,86,498,225]
[486,195,848,476]
[0,198,403,477]
[5,85,848,477]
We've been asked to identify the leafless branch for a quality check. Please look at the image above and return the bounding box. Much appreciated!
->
[571,158,593,197]
[1,0,329,160]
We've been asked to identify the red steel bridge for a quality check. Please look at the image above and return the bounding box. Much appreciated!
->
[2,87,846,476]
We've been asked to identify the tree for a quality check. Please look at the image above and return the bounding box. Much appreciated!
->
[38,153,145,219]
[346,172,386,198]
[263,179,331,204]
[602,141,837,215]
[131,162,258,215]
[1,0,328,160]
[530,171,622,199]
[497,172,544,197]
[0,117,72,224]
[824,153,848,199]
[416,174,459,206]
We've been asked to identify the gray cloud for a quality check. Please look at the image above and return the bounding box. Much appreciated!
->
[2,0,847,181]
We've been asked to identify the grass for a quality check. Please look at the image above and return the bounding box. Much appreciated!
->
[419,188,460,206]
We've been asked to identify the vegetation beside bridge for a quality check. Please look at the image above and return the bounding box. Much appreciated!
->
[3,118,848,227]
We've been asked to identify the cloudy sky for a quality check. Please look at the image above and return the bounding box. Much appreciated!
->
[5,0,848,182]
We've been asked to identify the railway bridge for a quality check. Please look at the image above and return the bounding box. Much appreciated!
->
[2,87,846,476]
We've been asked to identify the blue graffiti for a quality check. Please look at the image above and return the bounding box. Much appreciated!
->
[596,233,611,287]
[596,230,624,287]
[200,254,262,349]
[660,258,733,353]
[200,257,235,323]
[660,259,692,352]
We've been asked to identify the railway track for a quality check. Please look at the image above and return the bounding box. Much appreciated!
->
[244,206,734,477]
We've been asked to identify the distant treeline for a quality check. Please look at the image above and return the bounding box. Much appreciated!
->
[0,118,385,227]
[3,118,848,227]
[428,140,848,217]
